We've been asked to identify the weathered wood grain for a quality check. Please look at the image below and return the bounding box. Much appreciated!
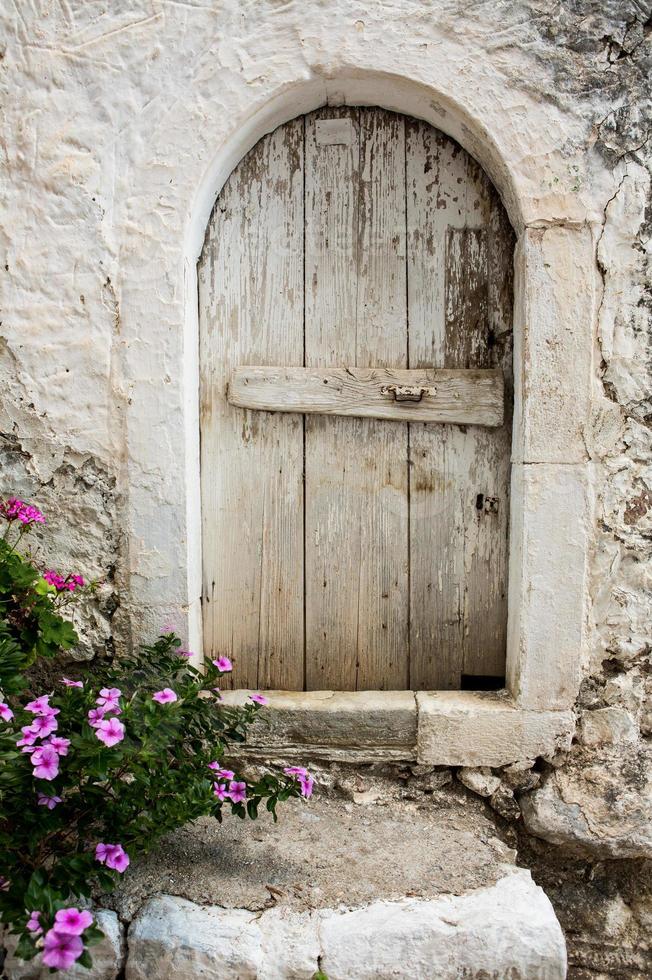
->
[304,107,409,691]
[198,118,305,690]
[406,121,514,688]
[228,366,504,426]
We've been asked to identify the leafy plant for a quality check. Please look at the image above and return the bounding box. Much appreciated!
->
[0,497,313,971]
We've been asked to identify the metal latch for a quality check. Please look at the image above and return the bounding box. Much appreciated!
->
[381,384,434,403]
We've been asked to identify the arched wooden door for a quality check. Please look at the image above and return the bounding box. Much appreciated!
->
[199,107,514,692]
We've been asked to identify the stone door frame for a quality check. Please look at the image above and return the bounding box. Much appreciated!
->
[122,69,599,767]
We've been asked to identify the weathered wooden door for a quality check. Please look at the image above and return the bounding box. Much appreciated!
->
[199,107,514,692]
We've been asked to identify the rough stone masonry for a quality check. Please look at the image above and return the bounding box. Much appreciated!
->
[0,1,651,976]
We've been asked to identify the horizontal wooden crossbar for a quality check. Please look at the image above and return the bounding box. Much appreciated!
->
[228,367,504,426]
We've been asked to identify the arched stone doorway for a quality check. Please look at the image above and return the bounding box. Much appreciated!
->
[198,106,515,693]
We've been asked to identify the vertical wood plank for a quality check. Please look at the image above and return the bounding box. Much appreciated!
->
[407,123,514,688]
[198,119,305,690]
[304,107,409,691]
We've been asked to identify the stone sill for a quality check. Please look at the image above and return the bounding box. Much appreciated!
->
[220,690,575,768]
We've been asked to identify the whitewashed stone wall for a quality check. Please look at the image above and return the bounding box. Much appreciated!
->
[1,1,650,972]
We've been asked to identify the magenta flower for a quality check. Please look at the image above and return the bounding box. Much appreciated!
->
[42,929,84,970]
[97,687,121,704]
[44,570,67,591]
[283,766,309,777]
[0,702,14,722]
[61,677,83,688]
[208,764,234,779]
[95,842,130,873]
[249,693,268,706]
[17,726,39,749]
[87,706,107,728]
[213,783,230,801]
[28,713,58,738]
[298,773,314,798]
[96,688,122,713]
[0,498,46,525]
[46,736,71,756]
[228,780,247,804]
[177,649,194,658]
[152,688,178,704]
[37,792,62,809]
[31,744,60,781]
[44,570,84,592]
[54,907,93,936]
[95,717,125,747]
[25,695,54,716]
[26,910,42,935]
[212,657,233,673]
[284,766,314,798]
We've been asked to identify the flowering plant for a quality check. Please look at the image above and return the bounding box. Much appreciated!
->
[0,498,313,971]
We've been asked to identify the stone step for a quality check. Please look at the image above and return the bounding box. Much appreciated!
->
[3,795,567,978]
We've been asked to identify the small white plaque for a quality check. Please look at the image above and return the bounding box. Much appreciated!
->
[315,118,354,146]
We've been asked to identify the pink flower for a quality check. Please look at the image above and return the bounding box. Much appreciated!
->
[227,780,247,804]
[37,792,62,809]
[212,657,233,673]
[284,767,314,799]
[208,764,234,779]
[44,570,67,591]
[95,842,130,873]
[17,726,39,749]
[95,717,125,747]
[0,877,9,891]
[25,695,54,716]
[26,911,42,935]
[213,782,230,801]
[160,623,176,633]
[96,688,122,713]
[61,677,83,688]
[31,744,60,781]
[177,649,193,658]
[98,687,121,703]
[283,766,309,777]
[152,688,178,704]
[70,574,85,588]
[0,702,14,722]
[87,706,107,728]
[0,498,46,526]
[298,774,314,798]
[249,693,268,706]
[54,907,93,936]
[42,929,84,970]
[46,736,70,756]
[28,713,58,738]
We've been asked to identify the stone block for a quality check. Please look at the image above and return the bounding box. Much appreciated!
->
[124,872,566,980]
[512,225,597,465]
[416,692,574,767]
[221,690,417,762]
[318,869,566,980]
[507,463,591,710]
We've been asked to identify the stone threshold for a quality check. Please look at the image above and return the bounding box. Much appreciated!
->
[221,689,575,767]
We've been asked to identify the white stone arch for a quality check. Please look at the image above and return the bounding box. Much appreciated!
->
[123,62,597,764]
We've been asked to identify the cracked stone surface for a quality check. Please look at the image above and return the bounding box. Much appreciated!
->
[124,872,567,980]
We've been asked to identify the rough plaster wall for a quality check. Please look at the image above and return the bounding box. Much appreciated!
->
[0,1,650,975]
